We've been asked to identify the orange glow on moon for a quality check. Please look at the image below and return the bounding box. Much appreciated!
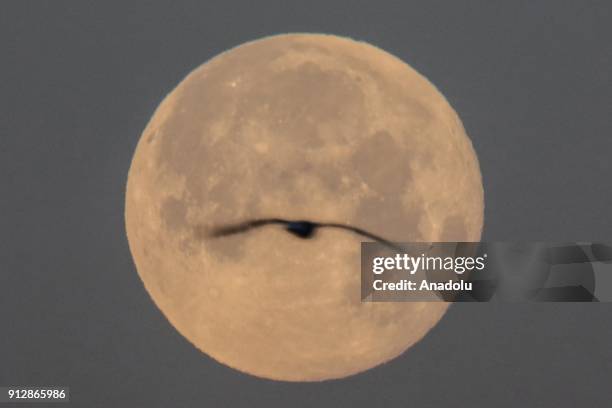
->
[125,33,484,381]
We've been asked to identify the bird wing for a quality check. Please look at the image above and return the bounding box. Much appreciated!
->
[320,223,404,252]
[207,218,289,237]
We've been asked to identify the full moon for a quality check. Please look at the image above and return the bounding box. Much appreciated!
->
[125,34,484,381]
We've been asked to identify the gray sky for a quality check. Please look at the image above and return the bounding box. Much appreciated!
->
[1,1,611,407]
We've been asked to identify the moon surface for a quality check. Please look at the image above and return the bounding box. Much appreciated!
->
[125,33,484,381]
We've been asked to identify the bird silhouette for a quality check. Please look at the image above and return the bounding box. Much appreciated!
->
[207,218,405,251]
